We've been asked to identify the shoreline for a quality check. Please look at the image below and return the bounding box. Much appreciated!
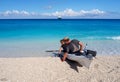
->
[0,40,120,57]
[0,55,120,82]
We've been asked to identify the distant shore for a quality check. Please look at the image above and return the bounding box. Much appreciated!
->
[0,55,120,82]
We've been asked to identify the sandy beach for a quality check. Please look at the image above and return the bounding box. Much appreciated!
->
[0,56,120,82]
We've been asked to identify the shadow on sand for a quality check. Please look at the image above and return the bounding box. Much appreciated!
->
[65,59,83,72]
[53,53,83,73]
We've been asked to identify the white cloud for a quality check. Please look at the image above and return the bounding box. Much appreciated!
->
[12,10,19,14]
[3,10,12,16]
[0,9,106,18]
[0,10,31,16]
[42,9,105,17]
[21,10,30,15]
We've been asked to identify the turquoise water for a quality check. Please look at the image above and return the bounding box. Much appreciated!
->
[0,19,120,57]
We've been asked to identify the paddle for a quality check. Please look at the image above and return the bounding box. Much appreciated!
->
[45,50,59,52]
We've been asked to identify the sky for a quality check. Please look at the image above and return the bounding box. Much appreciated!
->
[0,0,120,19]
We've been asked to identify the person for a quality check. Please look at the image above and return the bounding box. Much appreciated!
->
[59,39,64,54]
[58,39,68,53]
[61,37,84,62]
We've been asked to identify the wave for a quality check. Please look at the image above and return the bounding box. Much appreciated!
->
[69,35,120,40]
[107,36,120,40]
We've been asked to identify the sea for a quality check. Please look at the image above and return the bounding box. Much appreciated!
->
[0,19,120,57]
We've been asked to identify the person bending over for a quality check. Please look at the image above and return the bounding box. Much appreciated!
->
[61,37,84,62]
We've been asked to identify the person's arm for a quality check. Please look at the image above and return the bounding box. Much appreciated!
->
[59,47,62,53]
[61,52,68,62]
[79,42,84,52]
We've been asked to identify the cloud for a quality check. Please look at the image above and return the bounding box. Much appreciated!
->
[0,10,31,16]
[0,9,107,18]
[42,9,106,17]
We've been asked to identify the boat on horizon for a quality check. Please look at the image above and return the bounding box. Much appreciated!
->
[57,16,62,20]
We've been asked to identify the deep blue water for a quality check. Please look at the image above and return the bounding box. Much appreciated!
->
[0,19,120,57]
[0,19,120,41]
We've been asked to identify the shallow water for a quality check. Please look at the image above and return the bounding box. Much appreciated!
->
[0,19,120,57]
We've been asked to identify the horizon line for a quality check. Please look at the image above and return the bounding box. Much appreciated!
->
[0,18,120,20]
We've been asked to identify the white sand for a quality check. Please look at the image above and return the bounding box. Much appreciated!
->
[0,56,120,82]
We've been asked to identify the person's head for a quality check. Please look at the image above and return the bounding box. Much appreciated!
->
[63,37,70,44]
[60,39,64,45]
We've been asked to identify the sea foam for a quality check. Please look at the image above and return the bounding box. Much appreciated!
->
[107,36,120,40]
